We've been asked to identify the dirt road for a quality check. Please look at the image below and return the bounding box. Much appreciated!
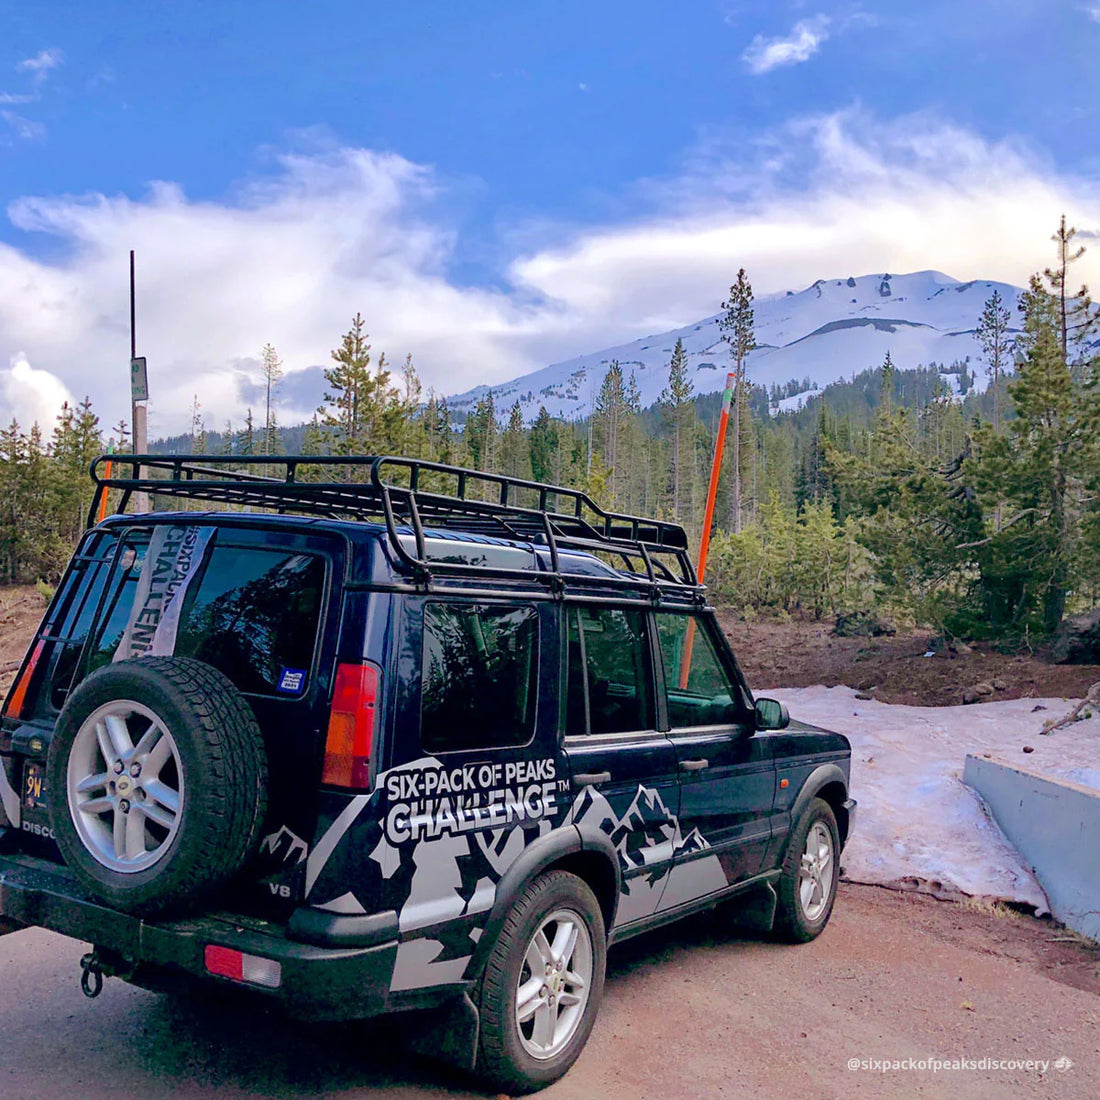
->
[0,884,1096,1099]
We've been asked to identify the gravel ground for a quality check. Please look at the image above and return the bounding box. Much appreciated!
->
[0,883,1096,1099]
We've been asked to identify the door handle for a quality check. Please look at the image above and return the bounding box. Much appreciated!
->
[572,771,611,787]
[679,758,710,772]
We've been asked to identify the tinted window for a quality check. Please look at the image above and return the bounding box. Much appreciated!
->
[174,548,325,695]
[655,614,740,728]
[566,606,653,736]
[421,603,538,753]
[45,533,120,709]
[89,536,325,696]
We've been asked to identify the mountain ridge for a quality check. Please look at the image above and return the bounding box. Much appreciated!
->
[446,270,1024,423]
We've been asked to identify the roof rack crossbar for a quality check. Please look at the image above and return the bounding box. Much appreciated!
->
[87,453,700,591]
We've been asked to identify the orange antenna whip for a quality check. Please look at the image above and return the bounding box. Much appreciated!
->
[679,371,735,688]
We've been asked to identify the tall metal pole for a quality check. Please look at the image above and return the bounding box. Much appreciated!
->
[679,371,735,688]
[130,250,136,362]
[130,250,149,511]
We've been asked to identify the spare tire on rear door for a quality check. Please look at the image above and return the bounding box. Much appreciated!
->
[46,657,268,916]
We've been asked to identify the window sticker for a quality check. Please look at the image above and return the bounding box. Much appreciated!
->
[277,668,307,694]
[114,527,214,661]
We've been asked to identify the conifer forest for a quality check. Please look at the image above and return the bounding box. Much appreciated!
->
[4,219,1098,644]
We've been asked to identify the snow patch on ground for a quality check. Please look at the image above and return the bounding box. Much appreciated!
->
[769,686,1100,913]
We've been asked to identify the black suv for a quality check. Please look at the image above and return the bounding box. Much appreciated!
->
[0,454,855,1092]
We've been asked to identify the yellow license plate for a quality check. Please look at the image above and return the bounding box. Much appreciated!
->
[23,762,46,810]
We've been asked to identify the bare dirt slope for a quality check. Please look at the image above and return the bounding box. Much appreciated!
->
[718,612,1100,707]
[0,586,45,697]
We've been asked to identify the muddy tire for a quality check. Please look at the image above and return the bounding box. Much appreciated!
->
[773,797,840,943]
[476,870,606,1093]
[46,657,267,916]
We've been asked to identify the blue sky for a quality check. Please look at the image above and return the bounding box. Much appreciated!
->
[1,0,1099,432]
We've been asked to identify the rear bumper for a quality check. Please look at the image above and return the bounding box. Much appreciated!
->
[0,850,398,1020]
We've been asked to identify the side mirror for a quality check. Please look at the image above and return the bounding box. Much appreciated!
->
[755,697,790,731]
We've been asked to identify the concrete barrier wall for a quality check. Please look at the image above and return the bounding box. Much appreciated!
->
[963,754,1100,942]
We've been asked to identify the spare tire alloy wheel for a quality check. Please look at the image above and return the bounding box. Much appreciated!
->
[47,657,268,916]
[67,700,184,873]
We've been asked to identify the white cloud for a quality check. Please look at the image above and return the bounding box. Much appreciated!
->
[1,110,45,142]
[16,48,64,84]
[0,146,553,434]
[0,354,73,431]
[743,16,830,74]
[509,110,1100,333]
[1088,5,1100,24]
[0,112,1097,435]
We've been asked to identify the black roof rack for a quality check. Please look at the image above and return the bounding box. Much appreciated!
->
[88,454,701,595]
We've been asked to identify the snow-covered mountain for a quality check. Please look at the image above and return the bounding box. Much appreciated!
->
[447,271,1023,423]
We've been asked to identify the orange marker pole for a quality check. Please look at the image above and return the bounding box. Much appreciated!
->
[96,449,114,524]
[679,371,735,688]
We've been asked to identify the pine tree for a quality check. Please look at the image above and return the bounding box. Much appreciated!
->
[659,338,694,519]
[718,269,756,532]
[880,350,896,408]
[219,420,235,455]
[318,315,417,473]
[797,406,831,509]
[465,390,497,475]
[260,342,283,456]
[189,395,207,455]
[529,406,559,484]
[972,275,1100,633]
[501,402,531,480]
[593,361,639,506]
[977,289,1012,430]
[110,419,131,453]
[237,408,256,457]
[302,413,324,455]
[1044,215,1098,367]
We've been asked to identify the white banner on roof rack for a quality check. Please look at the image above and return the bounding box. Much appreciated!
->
[114,526,214,661]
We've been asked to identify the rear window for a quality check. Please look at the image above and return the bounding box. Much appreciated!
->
[421,602,539,753]
[89,532,326,697]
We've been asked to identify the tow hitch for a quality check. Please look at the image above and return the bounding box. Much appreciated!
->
[79,948,134,999]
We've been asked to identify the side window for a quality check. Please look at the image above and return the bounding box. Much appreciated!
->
[43,533,120,711]
[84,536,151,675]
[565,606,654,736]
[655,614,741,728]
[421,603,538,753]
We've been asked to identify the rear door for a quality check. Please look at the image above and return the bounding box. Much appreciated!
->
[654,611,776,911]
[561,604,680,928]
[74,523,341,914]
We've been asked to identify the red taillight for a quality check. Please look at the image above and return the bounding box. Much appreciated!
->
[321,663,378,789]
[4,640,45,720]
[204,945,281,988]
[204,944,244,981]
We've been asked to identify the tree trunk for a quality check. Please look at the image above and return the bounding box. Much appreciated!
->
[1044,466,1069,633]
[672,422,679,517]
[731,372,742,534]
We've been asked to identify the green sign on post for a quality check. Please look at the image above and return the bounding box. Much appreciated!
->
[131,356,148,402]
